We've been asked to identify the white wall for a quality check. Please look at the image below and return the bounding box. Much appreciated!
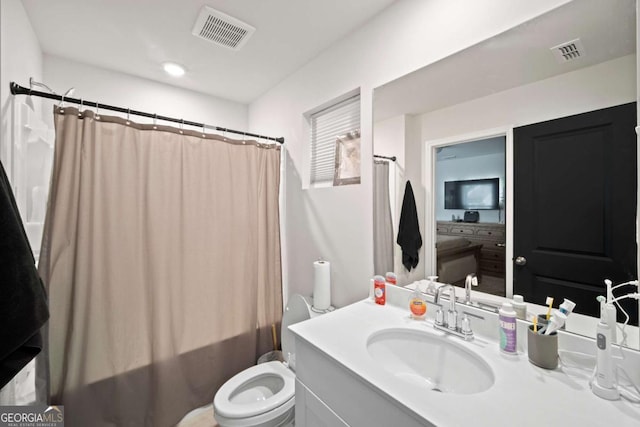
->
[249,0,571,307]
[435,153,505,223]
[0,0,43,405]
[0,0,43,182]
[373,115,405,168]
[43,55,248,131]
[373,115,405,234]
[421,55,636,141]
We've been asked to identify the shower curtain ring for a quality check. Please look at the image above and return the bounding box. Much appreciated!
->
[180,118,184,134]
[59,94,65,113]
[96,103,100,120]
[202,123,206,138]
[153,114,157,129]
[126,108,131,124]
[78,99,83,117]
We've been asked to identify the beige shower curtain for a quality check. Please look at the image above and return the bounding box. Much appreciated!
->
[38,106,282,426]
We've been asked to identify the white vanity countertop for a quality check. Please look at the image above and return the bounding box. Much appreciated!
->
[290,299,640,427]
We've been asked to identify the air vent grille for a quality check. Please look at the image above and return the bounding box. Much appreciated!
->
[550,38,585,63]
[192,7,255,51]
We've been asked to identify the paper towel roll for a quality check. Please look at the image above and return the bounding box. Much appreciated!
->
[313,260,331,310]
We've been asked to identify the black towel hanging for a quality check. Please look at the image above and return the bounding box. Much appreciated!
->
[0,160,49,388]
[396,180,422,271]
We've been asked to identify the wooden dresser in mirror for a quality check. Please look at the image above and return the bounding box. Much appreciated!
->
[436,221,505,296]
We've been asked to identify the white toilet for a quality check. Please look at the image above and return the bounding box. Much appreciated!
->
[213,294,320,427]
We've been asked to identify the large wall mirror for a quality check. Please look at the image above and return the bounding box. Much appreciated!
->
[373,0,639,349]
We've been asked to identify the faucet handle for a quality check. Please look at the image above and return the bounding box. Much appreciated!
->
[447,309,458,331]
[461,315,472,334]
[460,315,474,340]
[435,308,444,326]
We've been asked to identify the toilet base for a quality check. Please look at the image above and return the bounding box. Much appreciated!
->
[214,401,294,427]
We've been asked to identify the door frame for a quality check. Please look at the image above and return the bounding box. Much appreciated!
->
[424,126,514,296]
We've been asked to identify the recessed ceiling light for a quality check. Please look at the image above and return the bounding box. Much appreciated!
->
[163,62,186,77]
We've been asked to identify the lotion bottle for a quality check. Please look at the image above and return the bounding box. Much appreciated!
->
[374,275,386,305]
[385,272,397,285]
[499,302,517,354]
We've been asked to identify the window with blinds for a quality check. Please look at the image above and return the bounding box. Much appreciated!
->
[309,94,360,186]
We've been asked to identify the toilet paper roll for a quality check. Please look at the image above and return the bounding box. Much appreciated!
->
[313,260,331,310]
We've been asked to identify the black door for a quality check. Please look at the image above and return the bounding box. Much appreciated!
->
[514,103,637,325]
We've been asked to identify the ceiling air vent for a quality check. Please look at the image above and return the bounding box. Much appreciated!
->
[550,38,585,63]
[192,6,255,51]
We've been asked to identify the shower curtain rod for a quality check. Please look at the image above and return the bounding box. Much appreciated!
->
[374,154,396,162]
[9,82,285,144]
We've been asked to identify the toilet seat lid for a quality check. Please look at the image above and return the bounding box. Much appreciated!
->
[214,361,295,419]
[281,294,312,359]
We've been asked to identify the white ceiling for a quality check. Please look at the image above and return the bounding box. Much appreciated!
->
[436,136,505,162]
[21,0,396,104]
[374,0,636,122]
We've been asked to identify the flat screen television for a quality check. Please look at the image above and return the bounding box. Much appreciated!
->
[444,178,499,210]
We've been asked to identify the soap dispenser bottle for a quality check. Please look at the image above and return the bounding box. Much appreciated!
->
[409,285,427,319]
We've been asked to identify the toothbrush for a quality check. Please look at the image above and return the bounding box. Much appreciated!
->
[533,315,538,333]
[545,296,554,320]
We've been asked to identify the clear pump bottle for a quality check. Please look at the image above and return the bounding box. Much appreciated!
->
[409,285,427,319]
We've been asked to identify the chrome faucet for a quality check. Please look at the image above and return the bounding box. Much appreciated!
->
[435,284,458,331]
[434,284,474,340]
[464,274,478,304]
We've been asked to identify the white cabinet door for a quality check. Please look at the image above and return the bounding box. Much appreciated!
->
[296,379,349,427]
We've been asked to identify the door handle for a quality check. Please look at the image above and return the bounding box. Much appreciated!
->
[495,243,506,248]
[514,256,527,266]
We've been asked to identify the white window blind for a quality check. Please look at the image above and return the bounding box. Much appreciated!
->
[309,94,360,186]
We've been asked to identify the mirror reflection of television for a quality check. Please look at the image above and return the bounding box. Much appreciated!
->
[444,178,499,210]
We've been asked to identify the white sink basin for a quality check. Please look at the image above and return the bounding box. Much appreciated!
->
[366,328,494,394]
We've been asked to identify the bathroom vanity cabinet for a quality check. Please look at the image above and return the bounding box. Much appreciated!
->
[289,291,640,427]
[294,331,428,427]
